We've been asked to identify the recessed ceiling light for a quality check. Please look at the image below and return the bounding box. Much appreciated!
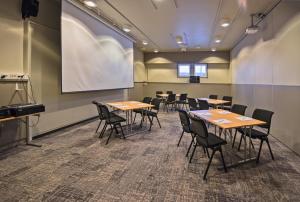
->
[211,48,216,52]
[84,0,97,7]
[154,49,159,53]
[142,41,148,45]
[221,22,230,27]
[215,39,221,43]
[123,27,131,32]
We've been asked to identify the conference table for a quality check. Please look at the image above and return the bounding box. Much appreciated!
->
[197,98,230,108]
[106,101,153,134]
[190,109,265,168]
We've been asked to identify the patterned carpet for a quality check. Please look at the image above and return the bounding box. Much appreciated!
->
[0,111,300,202]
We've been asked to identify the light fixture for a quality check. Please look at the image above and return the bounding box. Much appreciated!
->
[215,39,221,43]
[211,48,216,52]
[122,24,131,33]
[84,0,97,8]
[175,35,184,44]
[246,14,259,34]
[154,49,159,53]
[142,41,148,45]
[221,18,230,27]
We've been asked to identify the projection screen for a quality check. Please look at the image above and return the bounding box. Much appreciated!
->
[61,0,134,92]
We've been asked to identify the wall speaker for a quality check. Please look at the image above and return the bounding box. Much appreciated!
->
[22,0,39,19]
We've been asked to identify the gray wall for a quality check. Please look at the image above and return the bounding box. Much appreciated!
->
[231,1,300,154]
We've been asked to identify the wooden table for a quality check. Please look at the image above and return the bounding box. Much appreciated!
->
[190,109,266,168]
[106,101,154,134]
[197,98,230,108]
[0,113,41,147]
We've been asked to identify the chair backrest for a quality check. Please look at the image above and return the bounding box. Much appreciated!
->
[166,91,173,95]
[209,94,218,99]
[142,97,152,104]
[190,116,209,142]
[179,93,188,101]
[99,105,111,121]
[92,101,105,120]
[156,91,163,95]
[178,109,191,130]
[151,98,161,111]
[252,108,274,133]
[231,104,247,115]
[198,99,209,110]
[188,98,198,110]
[222,96,232,106]
[167,94,176,102]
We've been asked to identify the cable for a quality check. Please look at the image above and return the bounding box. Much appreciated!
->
[19,115,40,127]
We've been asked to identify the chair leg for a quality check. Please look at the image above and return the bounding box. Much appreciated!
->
[177,130,184,146]
[105,125,114,145]
[99,123,107,138]
[114,125,119,134]
[186,138,194,157]
[156,116,162,128]
[118,123,126,139]
[256,139,264,164]
[232,129,238,148]
[205,148,210,158]
[148,115,153,131]
[189,144,197,163]
[219,147,227,173]
[266,138,274,160]
[237,134,244,151]
[95,120,102,133]
[203,149,216,180]
[133,113,137,124]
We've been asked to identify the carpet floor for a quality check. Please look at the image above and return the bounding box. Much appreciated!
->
[0,111,300,202]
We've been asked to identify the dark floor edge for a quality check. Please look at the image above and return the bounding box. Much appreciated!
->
[33,116,98,140]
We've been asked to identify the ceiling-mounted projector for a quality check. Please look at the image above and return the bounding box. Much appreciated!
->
[246,14,259,34]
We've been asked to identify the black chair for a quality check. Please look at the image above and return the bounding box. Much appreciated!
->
[188,98,199,111]
[98,105,126,145]
[92,101,117,135]
[189,116,227,180]
[209,95,218,99]
[175,93,188,110]
[166,91,173,95]
[231,104,247,147]
[219,96,232,110]
[164,94,176,112]
[133,97,152,123]
[156,91,163,98]
[237,109,274,163]
[142,98,162,131]
[198,99,209,110]
[177,110,192,147]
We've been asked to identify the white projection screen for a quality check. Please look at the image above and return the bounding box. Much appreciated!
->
[61,0,134,92]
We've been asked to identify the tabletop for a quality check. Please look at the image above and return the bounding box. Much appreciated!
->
[190,109,266,129]
[198,98,230,105]
[106,101,154,111]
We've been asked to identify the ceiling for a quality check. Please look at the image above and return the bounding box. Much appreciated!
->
[74,0,282,52]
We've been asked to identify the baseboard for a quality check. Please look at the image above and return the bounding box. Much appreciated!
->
[33,116,98,140]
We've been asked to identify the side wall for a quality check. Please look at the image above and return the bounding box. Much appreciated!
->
[231,0,300,154]
[0,0,140,148]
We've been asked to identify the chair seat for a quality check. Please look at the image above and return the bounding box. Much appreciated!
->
[133,109,143,114]
[142,110,157,117]
[183,125,191,133]
[176,100,188,104]
[197,133,227,148]
[237,128,268,139]
[106,115,126,124]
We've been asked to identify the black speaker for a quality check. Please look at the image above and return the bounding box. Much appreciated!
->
[189,76,200,83]
[22,0,39,19]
